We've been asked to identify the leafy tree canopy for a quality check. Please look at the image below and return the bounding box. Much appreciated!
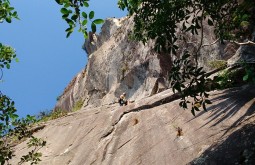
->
[118,0,254,53]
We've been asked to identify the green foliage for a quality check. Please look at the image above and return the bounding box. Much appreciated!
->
[0,1,19,78]
[37,108,68,122]
[0,93,17,164]
[119,0,254,53]
[56,95,61,101]
[117,0,141,15]
[0,43,17,70]
[241,62,255,84]
[55,0,104,38]
[0,93,46,164]
[213,66,253,89]
[120,62,129,80]
[118,0,255,114]
[50,108,68,119]
[215,70,236,89]
[72,99,84,112]
[38,102,82,123]
[169,52,214,115]
[230,0,254,39]
[208,60,227,70]
[37,110,51,122]
[19,136,46,165]
[0,0,19,24]
[1,1,45,164]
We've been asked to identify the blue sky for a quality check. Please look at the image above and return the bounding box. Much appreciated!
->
[0,0,126,118]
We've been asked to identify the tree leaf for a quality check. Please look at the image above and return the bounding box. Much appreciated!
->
[62,14,69,19]
[194,105,200,111]
[82,12,87,19]
[191,107,195,116]
[205,99,212,104]
[64,3,70,8]
[83,31,88,38]
[82,19,88,26]
[243,74,249,81]
[6,63,10,69]
[71,14,78,21]
[60,8,69,15]
[84,2,89,7]
[91,22,96,33]
[65,18,74,26]
[6,17,12,23]
[93,19,104,24]
[89,11,94,19]
[55,0,62,5]
[65,27,73,32]
[208,18,213,26]
[202,102,207,111]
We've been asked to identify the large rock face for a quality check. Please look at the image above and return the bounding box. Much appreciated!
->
[11,16,255,164]
[12,85,255,165]
[55,17,170,111]
[55,16,239,112]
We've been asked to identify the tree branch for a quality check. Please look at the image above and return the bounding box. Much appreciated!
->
[233,40,255,46]
[202,38,219,47]
[195,8,205,66]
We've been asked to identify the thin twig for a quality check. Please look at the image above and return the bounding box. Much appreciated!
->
[202,38,219,47]
[0,68,3,80]
[195,8,205,65]
[233,40,255,46]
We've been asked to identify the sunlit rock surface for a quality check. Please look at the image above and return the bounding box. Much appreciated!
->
[12,85,255,165]
[55,17,170,111]
[13,16,255,165]
[55,16,239,112]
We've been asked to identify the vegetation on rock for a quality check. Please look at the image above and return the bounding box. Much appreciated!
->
[1,0,255,163]
[117,0,255,114]
[0,0,45,164]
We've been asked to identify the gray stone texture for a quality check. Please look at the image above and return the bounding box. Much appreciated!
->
[55,16,240,112]
[12,86,255,165]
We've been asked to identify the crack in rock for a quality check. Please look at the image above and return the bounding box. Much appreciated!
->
[101,138,113,162]
[100,126,115,140]
[113,92,181,127]
[117,136,135,150]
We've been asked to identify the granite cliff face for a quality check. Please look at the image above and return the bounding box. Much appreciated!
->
[55,16,241,112]
[12,86,255,165]
[11,16,255,165]
[55,17,170,111]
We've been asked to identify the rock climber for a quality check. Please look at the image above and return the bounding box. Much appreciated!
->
[119,92,128,106]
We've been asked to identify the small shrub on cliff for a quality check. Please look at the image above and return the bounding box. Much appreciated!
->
[37,108,68,122]
[208,60,227,70]
[56,95,61,101]
[242,62,255,84]
[216,70,236,89]
[37,109,52,122]
[120,63,129,80]
[49,108,68,120]
[72,99,84,112]
[215,66,252,89]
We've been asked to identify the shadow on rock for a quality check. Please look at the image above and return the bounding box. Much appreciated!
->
[192,85,255,135]
[189,123,255,165]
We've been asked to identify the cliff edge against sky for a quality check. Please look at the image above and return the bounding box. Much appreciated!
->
[11,16,255,164]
